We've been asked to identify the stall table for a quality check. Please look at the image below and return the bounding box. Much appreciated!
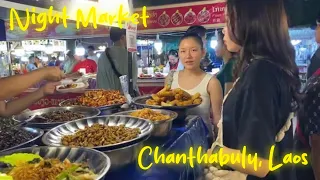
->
[104,116,208,180]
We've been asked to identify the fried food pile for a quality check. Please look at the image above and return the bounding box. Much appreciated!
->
[129,108,171,121]
[146,85,202,106]
[61,124,140,147]
[77,90,126,107]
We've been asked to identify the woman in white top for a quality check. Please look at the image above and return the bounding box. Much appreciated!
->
[166,33,223,137]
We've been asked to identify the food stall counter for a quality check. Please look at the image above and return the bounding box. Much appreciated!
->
[137,78,165,95]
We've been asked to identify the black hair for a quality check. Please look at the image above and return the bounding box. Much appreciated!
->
[66,50,74,58]
[168,50,178,57]
[179,33,204,49]
[227,0,301,110]
[88,45,94,50]
[317,10,320,24]
[186,25,207,38]
[110,27,126,42]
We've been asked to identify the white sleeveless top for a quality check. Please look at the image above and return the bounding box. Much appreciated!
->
[171,71,213,133]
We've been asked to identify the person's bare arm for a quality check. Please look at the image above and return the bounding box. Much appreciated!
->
[0,82,60,117]
[224,82,234,95]
[207,77,223,127]
[311,134,320,180]
[0,67,64,100]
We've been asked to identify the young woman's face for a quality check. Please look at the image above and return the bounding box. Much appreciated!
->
[179,37,205,70]
[168,55,179,65]
[223,26,241,53]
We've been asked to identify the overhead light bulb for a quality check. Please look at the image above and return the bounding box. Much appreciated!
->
[75,43,85,56]
[154,34,163,55]
[210,40,218,49]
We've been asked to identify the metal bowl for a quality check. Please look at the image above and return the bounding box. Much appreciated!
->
[0,146,111,180]
[59,99,124,111]
[12,106,101,131]
[133,95,200,110]
[42,115,154,151]
[105,136,148,171]
[0,127,44,153]
[113,109,178,137]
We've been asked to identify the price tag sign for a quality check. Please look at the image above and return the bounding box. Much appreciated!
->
[126,22,137,53]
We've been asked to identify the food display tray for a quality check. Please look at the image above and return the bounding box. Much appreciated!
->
[113,109,178,137]
[59,99,125,111]
[0,127,44,153]
[12,106,101,131]
[42,115,154,151]
[0,146,111,180]
[132,95,200,110]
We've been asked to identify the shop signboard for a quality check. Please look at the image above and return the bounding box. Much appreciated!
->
[4,19,110,41]
[134,0,226,33]
[126,22,137,52]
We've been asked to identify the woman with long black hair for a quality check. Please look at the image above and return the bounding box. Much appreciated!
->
[205,0,301,179]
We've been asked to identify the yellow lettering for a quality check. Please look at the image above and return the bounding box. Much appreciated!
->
[219,148,229,167]
[293,155,301,164]
[230,152,240,165]
[176,154,187,165]
[31,7,36,24]
[76,7,97,29]
[166,154,175,164]
[98,13,108,23]
[196,146,208,164]
[208,153,218,164]
[10,8,29,31]
[301,153,308,165]
[47,6,60,24]
[188,147,196,168]
[154,147,165,164]
[247,153,258,171]
[268,145,283,171]
[36,13,47,31]
[140,6,149,27]
[61,7,69,28]
[109,15,117,25]
[138,146,152,170]
[241,146,247,169]
[283,154,292,164]
[117,4,129,28]
[130,13,140,24]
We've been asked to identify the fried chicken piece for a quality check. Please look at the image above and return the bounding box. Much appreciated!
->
[193,98,202,105]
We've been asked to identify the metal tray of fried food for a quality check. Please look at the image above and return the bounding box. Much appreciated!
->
[0,127,44,153]
[113,109,178,124]
[113,109,178,137]
[42,115,154,151]
[0,146,111,180]
[132,95,200,110]
[12,106,101,130]
[59,99,125,110]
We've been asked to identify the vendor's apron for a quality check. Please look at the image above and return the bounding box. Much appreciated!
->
[204,77,294,180]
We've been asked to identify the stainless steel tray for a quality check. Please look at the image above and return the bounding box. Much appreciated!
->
[42,115,154,151]
[0,127,44,153]
[132,95,200,110]
[113,109,178,137]
[113,109,178,124]
[59,99,124,110]
[0,146,111,180]
[12,106,101,130]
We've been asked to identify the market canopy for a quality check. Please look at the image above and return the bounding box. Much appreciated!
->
[134,0,320,28]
